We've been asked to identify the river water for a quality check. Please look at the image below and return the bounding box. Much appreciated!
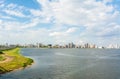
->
[0,48,120,79]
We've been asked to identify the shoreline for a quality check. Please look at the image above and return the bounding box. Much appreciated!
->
[0,48,34,74]
[0,62,34,74]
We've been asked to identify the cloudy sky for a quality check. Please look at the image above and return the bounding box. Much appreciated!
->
[0,0,120,46]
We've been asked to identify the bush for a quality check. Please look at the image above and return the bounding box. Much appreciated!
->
[0,51,3,54]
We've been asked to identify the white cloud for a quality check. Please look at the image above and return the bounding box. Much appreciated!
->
[96,24,120,37]
[1,3,30,18]
[0,20,2,24]
[66,27,77,33]
[21,18,40,29]
[48,0,120,45]
[49,27,78,44]
[50,27,77,36]
[52,0,114,26]
[3,9,25,17]
[49,32,64,36]
[30,9,43,16]
[103,0,113,3]
[0,15,16,20]
[0,27,51,44]
[0,0,120,45]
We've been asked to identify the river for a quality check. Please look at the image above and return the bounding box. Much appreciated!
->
[0,48,120,79]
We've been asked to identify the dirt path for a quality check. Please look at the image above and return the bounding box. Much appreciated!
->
[0,55,14,64]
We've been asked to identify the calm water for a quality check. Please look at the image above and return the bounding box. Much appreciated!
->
[0,48,120,79]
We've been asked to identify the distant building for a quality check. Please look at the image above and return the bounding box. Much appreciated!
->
[36,43,43,48]
[84,43,90,48]
[68,42,75,48]
[48,44,52,48]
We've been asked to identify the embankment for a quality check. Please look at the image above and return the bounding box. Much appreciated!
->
[0,48,33,74]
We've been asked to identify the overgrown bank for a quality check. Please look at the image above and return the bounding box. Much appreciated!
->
[0,48,33,74]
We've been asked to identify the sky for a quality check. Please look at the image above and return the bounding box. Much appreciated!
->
[0,0,120,46]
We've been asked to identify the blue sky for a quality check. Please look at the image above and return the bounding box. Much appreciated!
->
[0,0,120,46]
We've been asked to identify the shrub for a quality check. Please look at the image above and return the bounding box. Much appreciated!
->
[0,51,3,54]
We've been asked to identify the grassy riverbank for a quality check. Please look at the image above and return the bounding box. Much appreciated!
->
[0,48,33,74]
[0,56,5,61]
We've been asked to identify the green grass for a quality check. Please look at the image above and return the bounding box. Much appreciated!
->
[0,56,5,61]
[0,51,5,61]
[0,48,33,74]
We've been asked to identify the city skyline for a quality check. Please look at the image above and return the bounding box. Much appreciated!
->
[0,42,120,49]
[0,0,120,46]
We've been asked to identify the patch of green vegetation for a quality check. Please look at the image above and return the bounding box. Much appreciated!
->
[0,48,33,74]
[0,51,4,54]
[0,51,5,61]
[0,56,5,61]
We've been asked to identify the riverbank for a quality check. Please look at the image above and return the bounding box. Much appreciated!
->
[0,48,33,74]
